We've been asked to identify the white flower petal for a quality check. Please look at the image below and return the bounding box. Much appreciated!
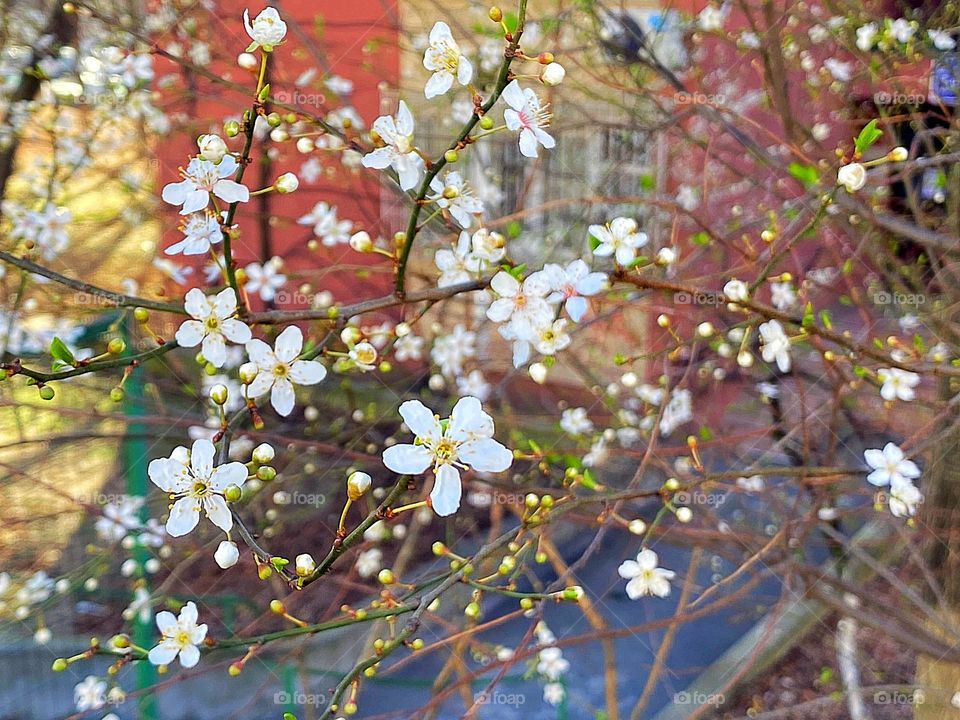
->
[430,463,462,516]
[382,443,433,475]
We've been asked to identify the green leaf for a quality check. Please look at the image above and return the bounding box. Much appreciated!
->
[49,337,76,366]
[854,119,883,155]
[787,163,820,187]
[819,309,833,330]
[801,302,815,329]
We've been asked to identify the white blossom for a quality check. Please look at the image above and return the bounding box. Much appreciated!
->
[618,548,675,599]
[759,319,791,373]
[148,438,247,536]
[161,155,249,215]
[382,397,513,516]
[362,100,424,191]
[297,202,353,246]
[590,217,647,266]
[422,22,473,98]
[147,601,207,668]
[877,367,920,402]
[243,7,287,51]
[864,442,921,488]
[502,80,555,158]
[175,288,252,368]
[244,257,287,302]
[245,326,327,416]
[165,212,222,256]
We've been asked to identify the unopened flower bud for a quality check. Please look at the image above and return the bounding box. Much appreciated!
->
[237,52,258,70]
[198,134,228,164]
[295,553,316,576]
[628,519,647,535]
[541,62,565,86]
[224,484,243,503]
[347,471,372,500]
[296,137,315,154]
[252,442,275,464]
[341,326,362,345]
[239,362,259,384]
[270,599,285,614]
[377,568,395,585]
[888,146,908,162]
[479,115,495,130]
[110,387,125,403]
[215,540,240,569]
[39,386,55,401]
[464,601,481,618]
[209,384,229,405]
[256,465,276,481]
[676,506,693,523]
[224,120,241,137]
[489,6,503,22]
[107,337,126,355]
[444,149,459,163]
[133,307,149,323]
[349,231,373,253]
[275,172,298,193]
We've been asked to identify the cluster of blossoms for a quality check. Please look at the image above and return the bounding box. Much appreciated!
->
[485,258,607,368]
[855,18,955,52]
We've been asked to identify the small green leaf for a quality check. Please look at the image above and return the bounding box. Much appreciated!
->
[49,337,76,366]
[819,309,833,330]
[788,163,820,187]
[801,302,815,328]
[854,119,883,155]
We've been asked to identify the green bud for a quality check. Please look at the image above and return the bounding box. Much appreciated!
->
[107,338,126,355]
[377,568,396,585]
[133,307,149,323]
[224,120,241,137]
[520,597,534,610]
[479,116,494,130]
[52,658,68,672]
[110,387,125,403]
[267,111,282,127]
[39,386,55,401]
[224,484,243,503]
[464,601,481,619]
[256,465,277,482]
[444,149,459,163]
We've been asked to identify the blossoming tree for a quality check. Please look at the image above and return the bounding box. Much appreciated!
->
[1,0,959,718]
